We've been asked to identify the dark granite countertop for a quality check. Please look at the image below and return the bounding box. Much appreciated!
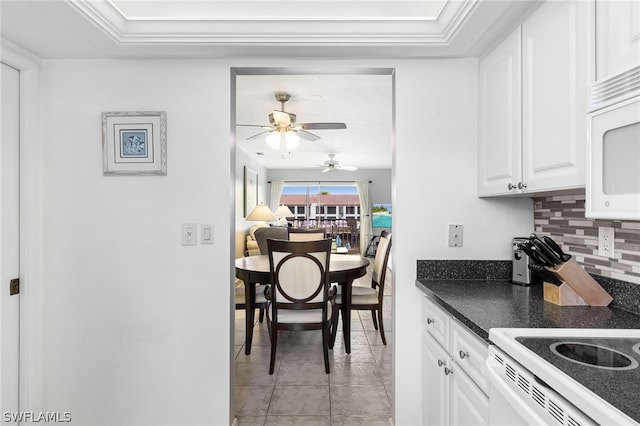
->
[416,279,640,343]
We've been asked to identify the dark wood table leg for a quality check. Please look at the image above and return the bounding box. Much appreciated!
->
[244,282,256,355]
[341,279,353,354]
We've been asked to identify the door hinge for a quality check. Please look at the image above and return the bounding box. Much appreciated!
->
[10,278,19,295]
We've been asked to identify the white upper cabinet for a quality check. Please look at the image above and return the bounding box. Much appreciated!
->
[478,0,588,197]
[478,28,522,196]
[591,0,640,110]
[521,0,587,193]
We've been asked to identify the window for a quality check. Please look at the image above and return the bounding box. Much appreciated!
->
[279,183,359,222]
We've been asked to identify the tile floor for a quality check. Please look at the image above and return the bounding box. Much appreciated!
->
[234,266,393,426]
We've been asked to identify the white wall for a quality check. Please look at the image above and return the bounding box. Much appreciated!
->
[32,57,532,426]
[393,59,533,423]
[40,59,232,425]
[235,147,268,259]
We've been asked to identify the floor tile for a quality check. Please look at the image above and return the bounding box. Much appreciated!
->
[235,416,266,426]
[329,363,383,386]
[268,385,330,416]
[330,414,393,425]
[236,362,278,386]
[329,385,391,417]
[276,361,330,386]
[330,344,376,363]
[235,385,273,417]
[364,330,391,346]
[370,346,392,364]
[264,415,330,425]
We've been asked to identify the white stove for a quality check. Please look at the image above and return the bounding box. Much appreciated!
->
[488,328,640,426]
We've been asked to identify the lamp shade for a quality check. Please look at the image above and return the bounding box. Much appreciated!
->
[245,204,276,221]
[274,205,294,218]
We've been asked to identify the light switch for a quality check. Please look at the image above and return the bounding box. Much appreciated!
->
[448,224,463,247]
[201,224,213,245]
[182,223,197,246]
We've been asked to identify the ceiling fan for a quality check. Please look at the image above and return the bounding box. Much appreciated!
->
[237,93,347,150]
[320,154,358,173]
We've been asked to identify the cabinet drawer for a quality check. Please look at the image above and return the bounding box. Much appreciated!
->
[423,297,450,349]
[451,319,489,394]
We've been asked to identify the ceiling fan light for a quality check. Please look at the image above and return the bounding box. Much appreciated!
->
[265,131,281,149]
[284,132,300,150]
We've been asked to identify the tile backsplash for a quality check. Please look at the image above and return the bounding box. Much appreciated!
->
[534,189,640,285]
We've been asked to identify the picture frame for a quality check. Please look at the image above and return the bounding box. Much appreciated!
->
[102,111,167,175]
[244,166,258,217]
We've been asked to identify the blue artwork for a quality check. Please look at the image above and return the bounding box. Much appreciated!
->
[372,203,392,228]
[120,130,148,158]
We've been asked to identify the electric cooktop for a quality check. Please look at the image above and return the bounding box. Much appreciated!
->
[490,328,640,426]
[516,336,640,423]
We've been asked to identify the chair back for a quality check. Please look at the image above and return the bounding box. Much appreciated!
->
[254,226,289,254]
[288,227,326,241]
[267,239,332,310]
[372,230,392,292]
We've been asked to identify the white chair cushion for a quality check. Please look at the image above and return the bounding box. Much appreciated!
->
[274,304,332,323]
[335,286,379,305]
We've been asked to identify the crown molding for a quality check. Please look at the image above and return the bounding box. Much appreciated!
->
[67,0,479,46]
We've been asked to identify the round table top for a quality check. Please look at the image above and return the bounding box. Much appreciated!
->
[235,254,369,275]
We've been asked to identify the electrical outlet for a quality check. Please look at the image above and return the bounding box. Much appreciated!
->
[598,227,615,258]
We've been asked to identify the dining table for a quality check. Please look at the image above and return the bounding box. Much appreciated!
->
[235,253,370,355]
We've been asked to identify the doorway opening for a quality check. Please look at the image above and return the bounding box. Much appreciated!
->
[231,67,395,423]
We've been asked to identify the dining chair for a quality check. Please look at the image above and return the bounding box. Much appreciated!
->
[330,230,392,347]
[235,279,267,323]
[288,227,326,241]
[265,238,335,374]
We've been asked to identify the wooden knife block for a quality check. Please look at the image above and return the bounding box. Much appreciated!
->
[544,259,613,306]
[543,282,588,306]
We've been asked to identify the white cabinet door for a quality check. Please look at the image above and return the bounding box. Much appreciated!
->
[522,0,587,192]
[423,332,450,426]
[478,28,522,196]
[594,0,640,83]
[450,364,489,426]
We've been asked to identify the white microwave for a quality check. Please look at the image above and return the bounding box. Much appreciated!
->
[587,96,640,219]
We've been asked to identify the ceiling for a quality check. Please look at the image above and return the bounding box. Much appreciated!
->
[0,0,540,170]
[235,73,393,169]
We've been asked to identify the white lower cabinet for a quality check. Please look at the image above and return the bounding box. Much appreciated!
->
[422,297,489,426]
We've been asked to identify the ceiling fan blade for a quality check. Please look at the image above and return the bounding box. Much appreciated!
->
[298,130,320,141]
[272,110,291,126]
[246,130,272,140]
[236,124,271,128]
[321,167,332,173]
[299,122,347,130]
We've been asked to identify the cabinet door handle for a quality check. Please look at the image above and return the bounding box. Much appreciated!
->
[459,350,469,360]
[507,183,516,190]
[517,181,527,190]
[437,359,446,367]
[426,318,434,325]
[444,367,453,375]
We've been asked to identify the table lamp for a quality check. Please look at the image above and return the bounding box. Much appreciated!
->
[245,203,276,223]
[273,205,294,225]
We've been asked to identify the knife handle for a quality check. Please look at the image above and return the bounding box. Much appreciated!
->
[542,236,571,262]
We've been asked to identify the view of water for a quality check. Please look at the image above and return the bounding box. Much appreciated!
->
[373,213,392,228]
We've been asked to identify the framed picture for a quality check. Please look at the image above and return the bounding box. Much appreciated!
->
[244,166,258,216]
[102,111,167,175]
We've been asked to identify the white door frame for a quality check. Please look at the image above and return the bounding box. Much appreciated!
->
[1,40,42,416]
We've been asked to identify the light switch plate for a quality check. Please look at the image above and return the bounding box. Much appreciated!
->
[448,224,463,247]
[201,224,213,245]
[182,223,197,246]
